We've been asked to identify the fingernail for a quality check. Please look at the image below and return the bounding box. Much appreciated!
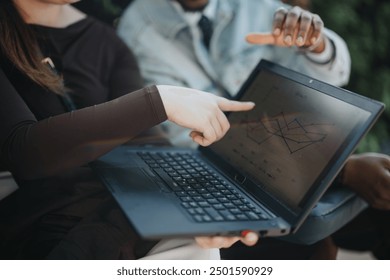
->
[296,36,304,46]
[284,35,292,45]
[245,232,258,243]
[311,37,317,44]
[273,28,281,36]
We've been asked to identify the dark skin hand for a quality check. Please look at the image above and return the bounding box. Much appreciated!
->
[342,153,390,210]
[246,6,326,53]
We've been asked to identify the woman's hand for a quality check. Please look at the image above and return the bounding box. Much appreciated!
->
[158,85,255,146]
[342,153,390,210]
[246,6,326,53]
[195,231,259,249]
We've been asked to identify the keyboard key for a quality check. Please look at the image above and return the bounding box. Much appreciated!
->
[204,207,223,221]
[219,210,236,221]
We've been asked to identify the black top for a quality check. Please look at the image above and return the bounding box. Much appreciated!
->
[0,17,167,258]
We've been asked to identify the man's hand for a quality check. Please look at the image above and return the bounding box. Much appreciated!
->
[246,6,326,53]
[343,153,390,210]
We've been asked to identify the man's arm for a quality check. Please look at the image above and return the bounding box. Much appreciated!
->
[342,153,390,210]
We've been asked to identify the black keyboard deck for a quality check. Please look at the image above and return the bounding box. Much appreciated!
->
[138,151,268,223]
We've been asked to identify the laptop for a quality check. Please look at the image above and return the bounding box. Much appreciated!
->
[91,59,384,239]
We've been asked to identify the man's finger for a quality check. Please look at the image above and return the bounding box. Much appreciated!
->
[296,11,312,46]
[283,6,302,45]
[272,7,288,35]
[310,14,324,44]
[246,33,276,45]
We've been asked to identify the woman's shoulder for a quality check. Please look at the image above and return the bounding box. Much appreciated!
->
[81,16,121,42]
[66,5,118,39]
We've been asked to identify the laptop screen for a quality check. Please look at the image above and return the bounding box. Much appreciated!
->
[208,66,371,211]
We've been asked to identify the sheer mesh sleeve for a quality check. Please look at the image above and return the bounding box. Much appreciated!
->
[0,68,166,180]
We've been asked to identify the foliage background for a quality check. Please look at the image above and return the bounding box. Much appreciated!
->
[76,0,390,153]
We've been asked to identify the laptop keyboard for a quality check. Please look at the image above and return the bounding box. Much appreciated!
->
[138,151,269,223]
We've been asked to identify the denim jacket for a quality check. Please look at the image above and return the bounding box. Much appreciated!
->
[118,0,351,145]
[118,0,350,93]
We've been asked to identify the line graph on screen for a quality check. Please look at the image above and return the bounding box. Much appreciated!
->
[242,112,334,154]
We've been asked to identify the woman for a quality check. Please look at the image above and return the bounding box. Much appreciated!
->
[0,0,257,259]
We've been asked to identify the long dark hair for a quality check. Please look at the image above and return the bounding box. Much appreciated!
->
[0,1,64,94]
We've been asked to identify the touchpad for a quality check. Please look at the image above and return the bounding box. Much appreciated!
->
[102,167,159,193]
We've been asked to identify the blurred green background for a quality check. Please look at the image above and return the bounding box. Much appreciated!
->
[311,0,390,153]
[75,0,390,153]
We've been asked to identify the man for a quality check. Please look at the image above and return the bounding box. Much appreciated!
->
[117,0,350,146]
[117,0,390,259]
